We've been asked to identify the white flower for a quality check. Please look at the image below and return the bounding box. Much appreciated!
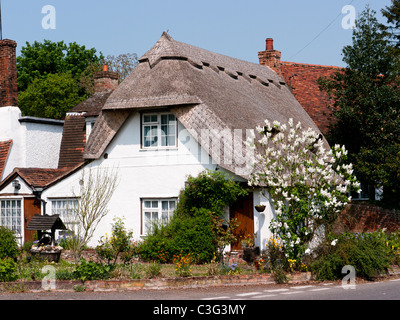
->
[331,239,338,246]
[305,248,311,255]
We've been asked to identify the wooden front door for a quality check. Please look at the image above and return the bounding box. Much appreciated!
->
[24,198,41,243]
[230,192,254,251]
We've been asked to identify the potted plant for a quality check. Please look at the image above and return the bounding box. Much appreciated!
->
[241,234,259,263]
[255,204,266,212]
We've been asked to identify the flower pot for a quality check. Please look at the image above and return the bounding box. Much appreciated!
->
[255,205,266,212]
[243,247,260,263]
[31,249,62,263]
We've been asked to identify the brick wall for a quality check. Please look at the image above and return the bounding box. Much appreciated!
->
[335,202,400,233]
[0,39,18,107]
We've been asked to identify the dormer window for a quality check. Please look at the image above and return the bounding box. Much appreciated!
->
[141,113,177,149]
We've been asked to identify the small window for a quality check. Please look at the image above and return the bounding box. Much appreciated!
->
[142,113,177,148]
[142,198,176,234]
[51,199,79,234]
[0,199,22,239]
[351,182,370,201]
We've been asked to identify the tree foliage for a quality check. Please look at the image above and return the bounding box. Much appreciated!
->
[382,0,400,48]
[18,73,85,119]
[318,7,400,208]
[16,40,103,119]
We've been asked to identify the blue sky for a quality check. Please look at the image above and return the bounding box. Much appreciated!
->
[2,0,393,67]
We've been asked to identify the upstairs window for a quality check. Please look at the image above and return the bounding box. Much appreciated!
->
[142,113,177,148]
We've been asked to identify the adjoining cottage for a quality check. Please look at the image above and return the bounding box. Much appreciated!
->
[35,32,325,250]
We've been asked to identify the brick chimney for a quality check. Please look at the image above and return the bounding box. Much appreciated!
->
[258,38,282,77]
[0,39,18,107]
[93,65,119,93]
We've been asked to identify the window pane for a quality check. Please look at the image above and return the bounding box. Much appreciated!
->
[144,212,151,233]
[144,201,151,208]
[151,201,158,208]
[144,115,157,123]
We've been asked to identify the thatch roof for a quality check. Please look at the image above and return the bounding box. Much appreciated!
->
[84,32,326,177]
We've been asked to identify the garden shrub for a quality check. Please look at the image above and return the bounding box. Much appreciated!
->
[0,226,20,260]
[138,170,247,264]
[96,218,136,265]
[138,208,216,263]
[73,259,114,282]
[0,258,18,282]
[310,231,393,281]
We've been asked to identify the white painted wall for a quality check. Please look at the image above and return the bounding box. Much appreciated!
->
[41,111,275,249]
[253,189,276,251]
[21,121,63,168]
[0,107,63,180]
[0,107,24,179]
[42,111,219,247]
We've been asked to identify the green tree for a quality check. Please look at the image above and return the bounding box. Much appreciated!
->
[16,40,103,119]
[18,73,85,120]
[382,0,400,48]
[319,7,400,208]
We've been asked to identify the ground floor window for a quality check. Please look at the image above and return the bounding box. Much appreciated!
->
[51,199,79,234]
[0,199,22,242]
[142,198,176,234]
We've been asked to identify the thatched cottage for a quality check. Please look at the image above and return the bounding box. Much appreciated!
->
[1,33,324,249]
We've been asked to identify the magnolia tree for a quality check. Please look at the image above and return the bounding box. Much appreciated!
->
[246,119,360,260]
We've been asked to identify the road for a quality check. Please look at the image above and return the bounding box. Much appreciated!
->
[0,277,399,300]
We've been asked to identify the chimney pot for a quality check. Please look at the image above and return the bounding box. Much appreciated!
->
[266,38,274,51]
[102,65,108,72]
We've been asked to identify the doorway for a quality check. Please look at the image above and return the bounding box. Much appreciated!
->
[230,192,254,251]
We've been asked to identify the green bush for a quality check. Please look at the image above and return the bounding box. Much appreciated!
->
[96,218,136,265]
[0,258,18,282]
[138,208,218,263]
[138,170,247,264]
[311,231,393,281]
[73,259,114,282]
[0,226,20,260]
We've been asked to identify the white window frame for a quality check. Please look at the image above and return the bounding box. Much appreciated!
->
[0,198,23,245]
[50,198,79,235]
[141,198,177,235]
[141,113,177,149]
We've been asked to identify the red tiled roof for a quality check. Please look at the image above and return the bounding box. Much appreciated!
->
[0,164,84,192]
[58,115,86,169]
[58,91,112,169]
[280,61,343,135]
[0,140,12,180]
[14,168,69,188]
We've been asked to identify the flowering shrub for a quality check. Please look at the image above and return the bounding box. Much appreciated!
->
[173,251,194,277]
[247,119,360,260]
